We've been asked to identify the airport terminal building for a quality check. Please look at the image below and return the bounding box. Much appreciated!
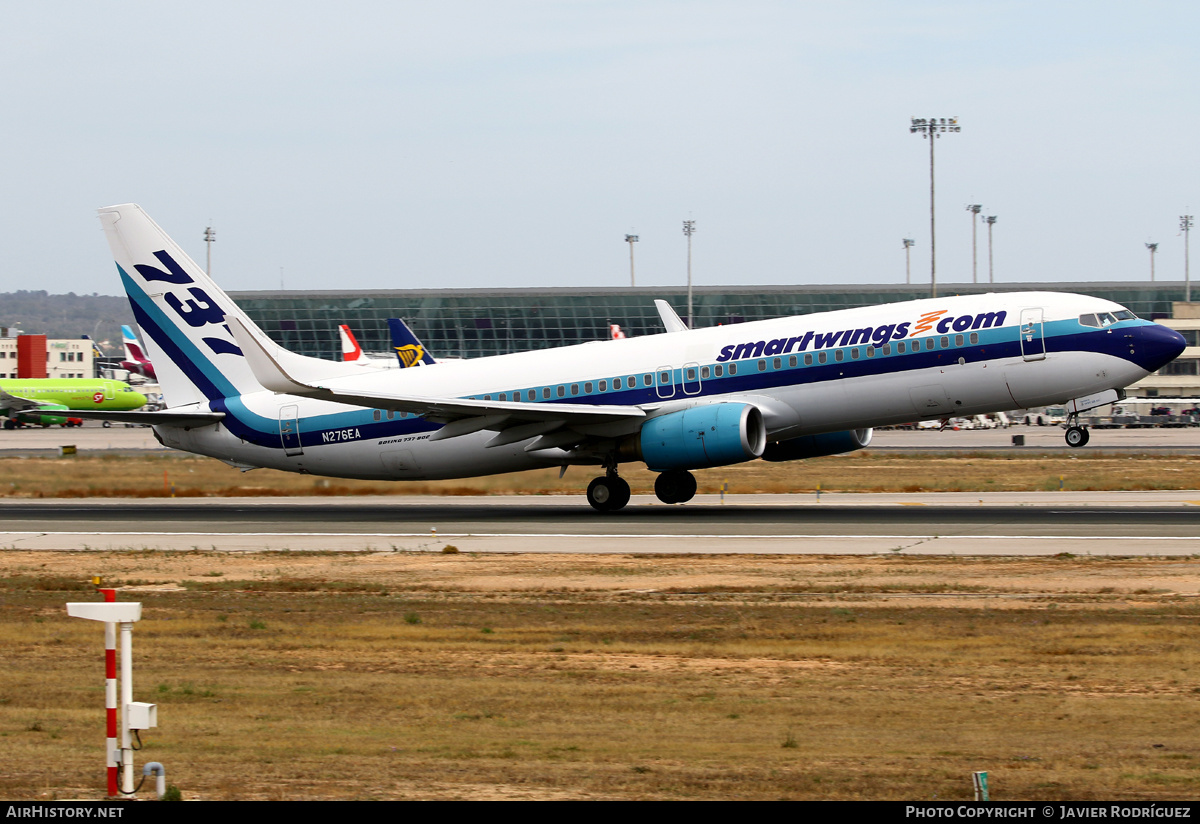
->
[228,281,1200,399]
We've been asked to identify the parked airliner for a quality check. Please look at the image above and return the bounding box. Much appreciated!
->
[87,204,1185,511]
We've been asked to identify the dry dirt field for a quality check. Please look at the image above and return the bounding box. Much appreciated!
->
[4,549,1200,800]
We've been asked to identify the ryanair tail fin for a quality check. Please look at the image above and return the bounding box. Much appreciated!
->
[98,204,356,407]
[387,318,437,367]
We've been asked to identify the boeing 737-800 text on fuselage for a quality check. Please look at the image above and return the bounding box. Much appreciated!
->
[92,204,1185,511]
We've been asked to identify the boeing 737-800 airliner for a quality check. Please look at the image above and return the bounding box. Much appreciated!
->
[86,204,1185,511]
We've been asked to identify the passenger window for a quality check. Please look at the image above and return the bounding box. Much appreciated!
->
[835,350,844,362]
[850,348,859,360]
[729,363,738,375]
[644,373,653,385]
[687,368,697,380]
[659,371,670,383]
[714,365,723,377]
[941,336,949,348]
[883,344,891,355]
[614,377,623,389]
[818,352,827,364]
[788,355,797,367]
[388,411,395,420]
[529,390,537,401]
[557,386,565,397]
[499,393,507,402]
[542,388,551,399]
[570,385,579,396]
[955,334,964,346]
[700,367,709,379]
[373,410,381,421]
[804,353,813,366]
[772,358,781,370]
[897,342,906,354]
[585,382,593,393]
[969,332,979,344]
[866,346,875,358]
[600,380,608,391]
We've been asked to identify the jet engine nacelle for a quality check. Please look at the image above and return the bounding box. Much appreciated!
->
[632,402,766,471]
[761,428,873,462]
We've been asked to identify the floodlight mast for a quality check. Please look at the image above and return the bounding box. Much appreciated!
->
[910,117,961,298]
[203,225,216,276]
[984,215,997,283]
[902,238,915,285]
[1146,242,1158,282]
[966,205,982,283]
[682,220,696,328]
[624,234,638,287]
[1182,216,1194,302]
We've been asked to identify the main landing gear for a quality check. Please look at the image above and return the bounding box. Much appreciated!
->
[586,472,631,512]
[654,469,696,505]
[1064,412,1090,448]
[585,467,700,511]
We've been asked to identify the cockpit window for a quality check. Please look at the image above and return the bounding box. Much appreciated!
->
[1078,313,1099,328]
[1114,310,1138,320]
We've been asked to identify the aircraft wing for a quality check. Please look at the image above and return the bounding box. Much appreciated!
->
[0,388,53,413]
[227,318,646,438]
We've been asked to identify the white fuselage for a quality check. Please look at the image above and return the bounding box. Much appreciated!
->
[154,290,1162,481]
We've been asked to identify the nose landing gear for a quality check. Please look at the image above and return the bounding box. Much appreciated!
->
[1064,411,1090,448]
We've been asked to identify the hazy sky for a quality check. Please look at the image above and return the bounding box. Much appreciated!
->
[1,1,1197,295]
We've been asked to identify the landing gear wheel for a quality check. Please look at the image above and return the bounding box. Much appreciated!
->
[2,420,14,430]
[587,475,630,512]
[1065,426,1089,448]
[655,470,697,504]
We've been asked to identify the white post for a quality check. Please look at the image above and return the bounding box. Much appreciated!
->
[120,621,134,793]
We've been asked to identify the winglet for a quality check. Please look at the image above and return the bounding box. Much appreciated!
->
[655,300,688,333]
[226,317,331,395]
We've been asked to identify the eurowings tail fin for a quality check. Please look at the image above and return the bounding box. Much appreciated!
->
[387,318,437,367]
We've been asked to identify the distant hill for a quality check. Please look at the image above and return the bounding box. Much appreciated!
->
[0,291,134,357]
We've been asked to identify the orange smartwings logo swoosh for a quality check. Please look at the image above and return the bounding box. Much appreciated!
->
[395,345,426,368]
[911,310,947,336]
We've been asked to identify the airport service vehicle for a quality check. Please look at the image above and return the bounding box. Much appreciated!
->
[0,378,148,428]
[84,203,1185,511]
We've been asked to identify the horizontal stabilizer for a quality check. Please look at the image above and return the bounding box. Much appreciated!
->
[64,410,226,426]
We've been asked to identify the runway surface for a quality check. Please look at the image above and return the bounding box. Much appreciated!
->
[1,421,1197,454]
[1,492,1197,555]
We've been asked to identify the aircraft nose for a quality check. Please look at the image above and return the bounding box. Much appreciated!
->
[1130,323,1187,374]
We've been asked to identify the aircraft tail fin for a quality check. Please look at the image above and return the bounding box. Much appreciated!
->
[339,324,365,363]
[98,204,355,408]
[387,318,437,367]
[121,325,148,363]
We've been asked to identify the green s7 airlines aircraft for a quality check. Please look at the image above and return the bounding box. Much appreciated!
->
[0,379,148,428]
